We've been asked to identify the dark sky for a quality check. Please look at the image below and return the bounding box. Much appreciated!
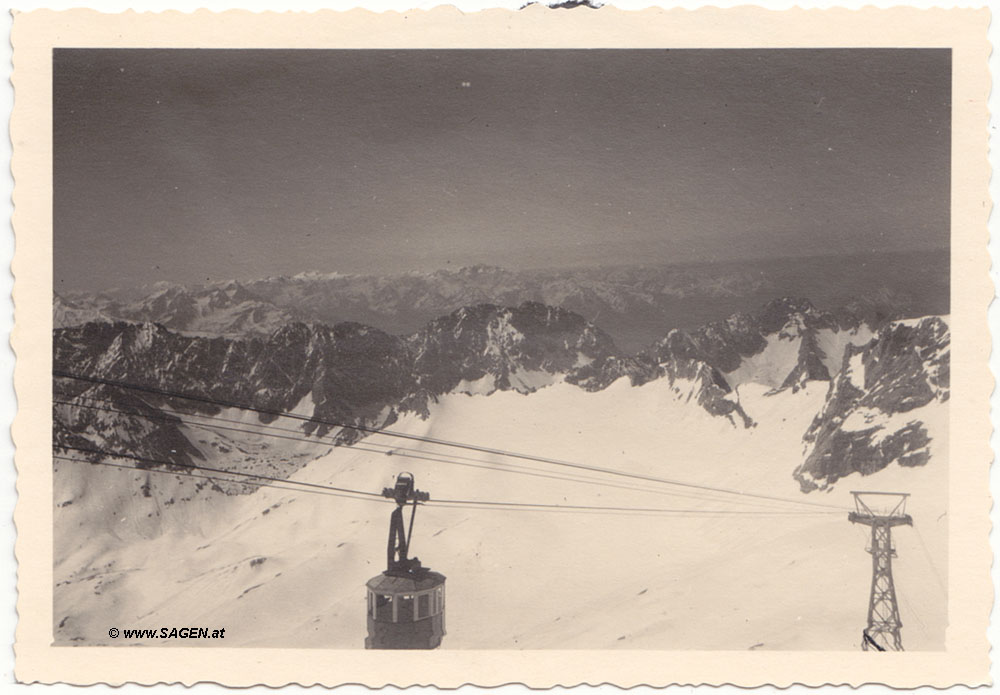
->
[54,49,950,293]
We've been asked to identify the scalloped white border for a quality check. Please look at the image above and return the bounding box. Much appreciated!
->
[6,2,994,691]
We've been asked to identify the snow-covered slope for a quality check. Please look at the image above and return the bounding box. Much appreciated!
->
[54,376,947,650]
[52,298,950,650]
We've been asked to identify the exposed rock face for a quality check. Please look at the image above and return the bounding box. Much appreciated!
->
[56,320,415,424]
[781,329,833,392]
[54,384,204,469]
[54,320,418,465]
[676,297,870,386]
[793,317,950,491]
[409,302,618,395]
[53,303,622,467]
[566,297,881,427]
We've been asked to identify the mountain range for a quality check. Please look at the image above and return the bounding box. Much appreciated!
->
[53,294,949,493]
[56,249,948,352]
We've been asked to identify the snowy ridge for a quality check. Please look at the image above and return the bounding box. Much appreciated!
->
[54,293,113,327]
[55,282,301,337]
[568,297,884,428]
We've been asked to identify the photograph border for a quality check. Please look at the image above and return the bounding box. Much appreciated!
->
[11,5,993,687]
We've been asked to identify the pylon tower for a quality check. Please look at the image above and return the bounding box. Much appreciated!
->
[848,491,912,652]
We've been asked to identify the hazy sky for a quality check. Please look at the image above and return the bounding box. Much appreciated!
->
[54,49,950,292]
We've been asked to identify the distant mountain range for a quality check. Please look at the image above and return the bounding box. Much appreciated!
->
[56,249,948,352]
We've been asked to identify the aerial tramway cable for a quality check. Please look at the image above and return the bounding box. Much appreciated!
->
[57,445,385,500]
[53,446,842,517]
[912,523,948,597]
[55,395,831,513]
[53,371,847,512]
[52,455,380,503]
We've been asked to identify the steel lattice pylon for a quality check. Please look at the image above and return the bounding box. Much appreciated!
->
[848,492,912,652]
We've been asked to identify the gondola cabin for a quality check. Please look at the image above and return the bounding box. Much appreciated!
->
[365,570,446,649]
[365,473,447,649]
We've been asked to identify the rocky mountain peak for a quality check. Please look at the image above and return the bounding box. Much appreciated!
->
[757,297,821,332]
[793,316,950,491]
[409,301,618,395]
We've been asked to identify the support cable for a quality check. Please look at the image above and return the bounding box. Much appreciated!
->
[53,446,843,518]
[912,523,948,597]
[53,371,848,511]
[55,396,815,512]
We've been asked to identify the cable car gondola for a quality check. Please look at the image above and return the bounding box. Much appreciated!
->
[365,473,446,649]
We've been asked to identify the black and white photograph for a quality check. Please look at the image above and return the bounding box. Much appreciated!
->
[48,46,956,653]
[40,40,968,660]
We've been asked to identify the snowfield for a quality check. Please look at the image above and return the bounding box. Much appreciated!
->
[723,325,874,392]
[53,373,947,650]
